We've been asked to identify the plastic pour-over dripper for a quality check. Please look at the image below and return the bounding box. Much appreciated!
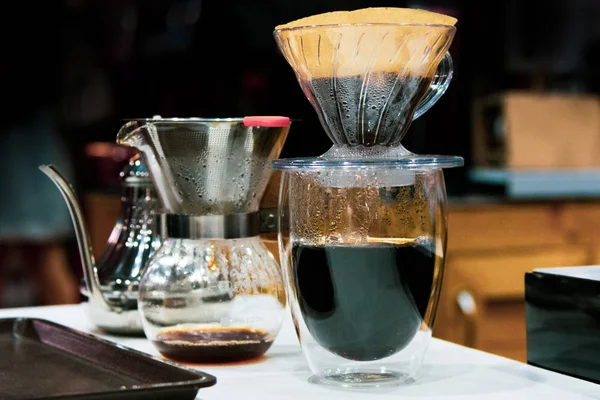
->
[274,21,460,162]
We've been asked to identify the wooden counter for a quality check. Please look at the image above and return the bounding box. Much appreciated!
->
[435,199,600,362]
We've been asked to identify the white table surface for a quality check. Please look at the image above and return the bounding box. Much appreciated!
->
[1,304,598,399]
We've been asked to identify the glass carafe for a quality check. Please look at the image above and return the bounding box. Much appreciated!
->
[117,116,291,363]
[140,236,286,363]
[276,163,455,386]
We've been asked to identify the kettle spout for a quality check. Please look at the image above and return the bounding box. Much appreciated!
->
[39,165,119,312]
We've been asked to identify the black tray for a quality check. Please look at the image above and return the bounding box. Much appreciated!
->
[0,318,217,400]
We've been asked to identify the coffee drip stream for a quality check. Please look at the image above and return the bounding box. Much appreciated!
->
[117,116,291,363]
[272,10,464,387]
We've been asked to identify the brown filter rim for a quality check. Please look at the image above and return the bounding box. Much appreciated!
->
[274,22,457,34]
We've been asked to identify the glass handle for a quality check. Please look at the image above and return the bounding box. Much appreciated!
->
[413,52,454,120]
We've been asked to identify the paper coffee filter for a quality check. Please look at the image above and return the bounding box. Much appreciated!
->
[275,8,457,30]
[275,8,456,79]
[278,26,453,79]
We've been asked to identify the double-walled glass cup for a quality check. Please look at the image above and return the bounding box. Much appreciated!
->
[275,159,458,387]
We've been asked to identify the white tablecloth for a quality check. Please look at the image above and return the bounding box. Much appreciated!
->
[1,304,598,399]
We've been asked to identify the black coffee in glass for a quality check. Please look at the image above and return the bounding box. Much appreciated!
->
[292,241,436,361]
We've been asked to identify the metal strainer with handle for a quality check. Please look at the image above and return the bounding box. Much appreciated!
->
[117,116,290,216]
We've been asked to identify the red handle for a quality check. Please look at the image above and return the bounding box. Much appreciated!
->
[243,116,291,128]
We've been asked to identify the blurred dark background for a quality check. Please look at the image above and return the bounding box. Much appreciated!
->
[2,0,600,307]
[7,0,600,192]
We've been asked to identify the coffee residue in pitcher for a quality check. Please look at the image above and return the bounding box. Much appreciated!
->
[153,326,274,363]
